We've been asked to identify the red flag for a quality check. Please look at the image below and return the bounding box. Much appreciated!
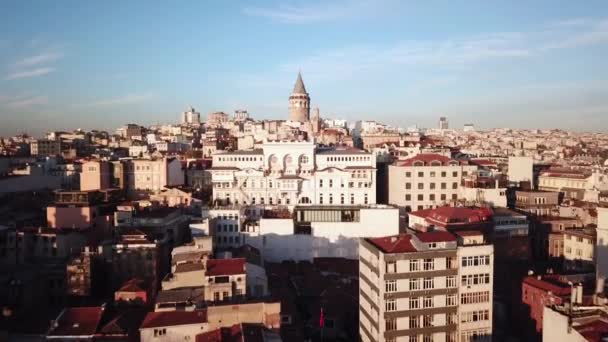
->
[319,307,325,328]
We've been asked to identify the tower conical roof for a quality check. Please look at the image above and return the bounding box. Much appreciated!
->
[292,72,307,94]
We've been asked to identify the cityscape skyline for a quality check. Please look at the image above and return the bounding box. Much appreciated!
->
[1,1,608,136]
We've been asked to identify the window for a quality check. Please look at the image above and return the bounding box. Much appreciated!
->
[214,292,220,301]
[406,183,411,189]
[423,258,434,270]
[406,172,411,177]
[410,278,420,290]
[340,194,345,204]
[452,171,458,177]
[386,299,396,312]
[319,179,323,187]
[386,318,396,331]
[461,310,490,323]
[447,276,456,288]
[441,194,446,201]
[423,315,433,327]
[423,277,434,289]
[461,273,491,286]
[364,194,368,204]
[329,180,333,188]
[153,328,167,337]
[423,335,432,342]
[430,182,436,189]
[423,296,433,308]
[418,194,424,201]
[386,280,397,293]
[430,171,436,177]
[418,183,424,190]
[409,316,419,329]
[406,194,411,201]
[430,194,435,201]
[386,261,396,273]
[441,182,447,189]
[452,182,458,189]
[447,294,457,306]
[409,259,420,271]
[409,297,419,309]
[460,291,490,304]
[418,172,424,177]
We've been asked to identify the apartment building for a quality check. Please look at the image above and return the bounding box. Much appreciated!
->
[563,228,596,270]
[209,138,376,206]
[359,230,493,342]
[388,154,477,212]
[80,160,111,191]
[125,157,184,193]
[514,190,559,216]
[30,139,61,156]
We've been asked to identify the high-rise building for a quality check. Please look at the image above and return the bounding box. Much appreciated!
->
[439,117,449,130]
[289,72,310,122]
[181,106,201,125]
[359,230,493,342]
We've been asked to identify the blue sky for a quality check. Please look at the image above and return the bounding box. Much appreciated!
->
[1,1,608,136]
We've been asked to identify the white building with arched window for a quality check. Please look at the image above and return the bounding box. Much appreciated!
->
[209,138,376,207]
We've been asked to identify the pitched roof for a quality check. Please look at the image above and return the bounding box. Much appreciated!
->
[117,278,146,292]
[415,230,456,243]
[206,258,246,276]
[412,206,493,226]
[47,307,104,337]
[292,72,307,94]
[366,234,417,254]
[140,310,207,329]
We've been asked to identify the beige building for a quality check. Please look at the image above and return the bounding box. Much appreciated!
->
[388,154,477,212]
[126,157,184,193]
[359,230,493,342]
[80,160,111,191]
[563,228,596,270]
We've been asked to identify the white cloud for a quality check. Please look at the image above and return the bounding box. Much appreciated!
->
[84,93,154,107]
[7,95,49,108]
[0,94,49,108]
[4,67,55,80]
[14,51,64,67]
[243,0,381,24]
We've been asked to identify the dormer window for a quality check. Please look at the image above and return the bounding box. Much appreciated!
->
[428,242,437,249]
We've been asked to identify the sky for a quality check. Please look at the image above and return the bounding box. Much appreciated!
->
[1,0,608,136]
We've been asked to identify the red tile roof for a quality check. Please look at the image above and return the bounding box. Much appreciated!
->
[47,307,104,337]
[140,310,207,329]
[416,230,456,243]
[412,206,493,226]
[366,234,417,254]
[206,258,246,276]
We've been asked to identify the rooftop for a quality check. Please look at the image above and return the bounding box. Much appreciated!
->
[47,307,104,337]
[395,153,465,167]
[206,258,246,276]
[140,310,207,329]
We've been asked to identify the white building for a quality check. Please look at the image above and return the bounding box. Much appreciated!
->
[181,106,201,125]
[388,154,477,212]
[359,230,493,342]
[507,156,533,184]
[210,139,376,206]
